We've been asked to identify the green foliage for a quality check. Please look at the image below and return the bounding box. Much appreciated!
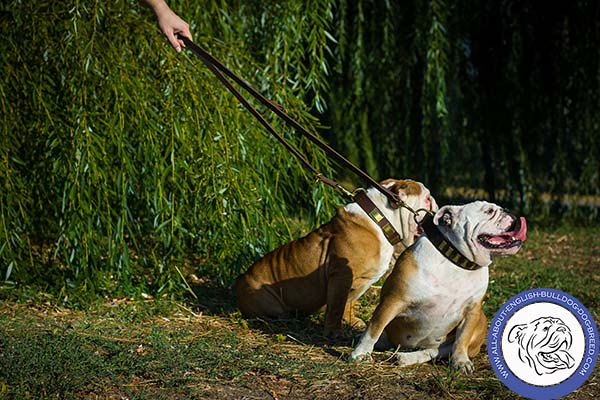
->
[0,0,339,298]
[2,0,599,299]
[328,0,600,217]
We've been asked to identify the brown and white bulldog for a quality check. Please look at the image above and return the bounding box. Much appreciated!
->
[349,201,527,373]
[234,179,437,337]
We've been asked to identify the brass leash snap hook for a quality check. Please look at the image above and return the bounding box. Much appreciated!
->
[413,208,435,226]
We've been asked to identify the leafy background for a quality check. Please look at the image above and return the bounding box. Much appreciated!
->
[1,0,598,300]
[327,0,600,213]
[0,0,338,300]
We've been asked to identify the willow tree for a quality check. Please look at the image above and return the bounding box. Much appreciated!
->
[327,0,600,218]
[0,0,340,298]
[2,0,599,299]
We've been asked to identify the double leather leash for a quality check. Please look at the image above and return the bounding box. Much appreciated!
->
[178,37,479,265]
[178,36,413,245]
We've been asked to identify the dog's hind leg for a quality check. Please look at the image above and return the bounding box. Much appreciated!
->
[323,266,353,338]
[450,302,487,374]
[234,276,289,318]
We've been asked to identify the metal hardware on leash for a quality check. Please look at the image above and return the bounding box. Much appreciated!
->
[336,184,354,199]
[350,187,367,201]
[314,173,354,199]
[413,208,436,225]
[395,202,433,225]
[351,187,433,225]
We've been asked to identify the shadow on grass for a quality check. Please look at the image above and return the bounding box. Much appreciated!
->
[188,277,363,351]
[188,278,237,314]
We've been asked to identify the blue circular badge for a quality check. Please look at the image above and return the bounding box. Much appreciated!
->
[488,288,598,400]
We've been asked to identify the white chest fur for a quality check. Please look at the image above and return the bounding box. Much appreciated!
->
[357,241,394,298]
[397,238,489,348]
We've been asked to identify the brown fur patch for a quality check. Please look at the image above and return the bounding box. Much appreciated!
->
[380,179,423,197]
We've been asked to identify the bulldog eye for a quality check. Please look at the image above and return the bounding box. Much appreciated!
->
[486,208,494,215]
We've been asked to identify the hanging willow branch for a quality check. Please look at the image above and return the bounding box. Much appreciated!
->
[0,0,338,296]
[327,0,599,219]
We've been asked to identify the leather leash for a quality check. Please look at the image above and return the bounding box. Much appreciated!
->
[177,36,413,245]
[177,35,404,208]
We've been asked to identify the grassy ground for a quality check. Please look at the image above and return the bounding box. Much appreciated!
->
[1,223,599,399]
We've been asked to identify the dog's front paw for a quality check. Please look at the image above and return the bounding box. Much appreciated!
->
[451,357,475,374]
[395,352,413,367]
[348,351,372,363]
[395,351,427,367]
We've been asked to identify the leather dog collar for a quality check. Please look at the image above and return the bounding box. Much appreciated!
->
[420,214,482,271]
[353,190,402,246]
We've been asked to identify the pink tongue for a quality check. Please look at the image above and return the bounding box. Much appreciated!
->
[512,217,527,241]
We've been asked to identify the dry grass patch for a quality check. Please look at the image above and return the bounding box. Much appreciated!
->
[1,224,599,399]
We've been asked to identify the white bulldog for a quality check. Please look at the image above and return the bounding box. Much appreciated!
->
[349,201,527,373]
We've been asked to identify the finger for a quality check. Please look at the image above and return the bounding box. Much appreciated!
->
[183,27,192,43]
[175,27,192,47]
[167,32,181,52]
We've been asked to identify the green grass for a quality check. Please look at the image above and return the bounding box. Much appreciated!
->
[0,302,350,399]
[0,223,598,399]
[485,223,600,315]
[0,305,520,400]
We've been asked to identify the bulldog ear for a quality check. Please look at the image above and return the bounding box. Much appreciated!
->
[434,206,455,227]
[508,324,527,344]
[380,179,420,201]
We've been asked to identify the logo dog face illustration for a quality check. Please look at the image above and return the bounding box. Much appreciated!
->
[508,317,576,375]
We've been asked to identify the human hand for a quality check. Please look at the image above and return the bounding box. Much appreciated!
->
[142,0,192,52]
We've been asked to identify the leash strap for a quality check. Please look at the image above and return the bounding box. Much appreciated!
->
[178,36,407,246]
[177,35,403,208]
[420,214,482,271]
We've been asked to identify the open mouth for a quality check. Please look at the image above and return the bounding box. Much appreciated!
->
[478,216,527,249]
[539,350,574,368]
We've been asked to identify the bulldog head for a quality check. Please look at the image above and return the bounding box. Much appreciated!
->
[380,179,438,248]
[433,201,527,267]
[508,317,575,376]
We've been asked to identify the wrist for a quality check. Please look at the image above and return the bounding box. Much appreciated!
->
[141,0,169,16]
